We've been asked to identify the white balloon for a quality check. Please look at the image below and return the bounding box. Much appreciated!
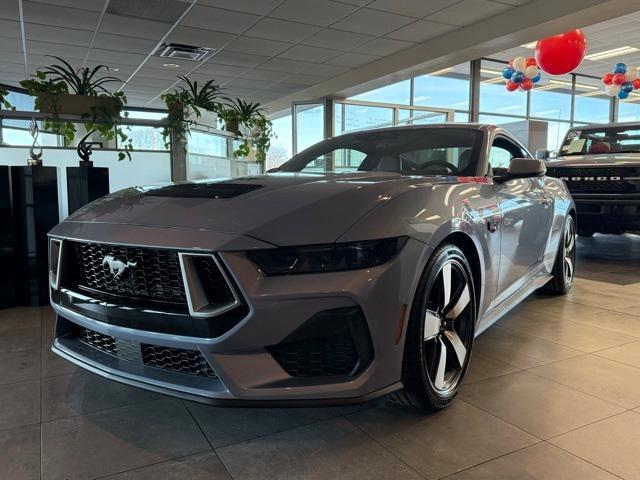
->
[605,84,621,96]
[524,65,539,79]
[512,56,527,72]
[626,66,638,81]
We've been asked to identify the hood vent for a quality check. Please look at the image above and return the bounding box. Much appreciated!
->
[146,183,263,199]
[154,42,216,62]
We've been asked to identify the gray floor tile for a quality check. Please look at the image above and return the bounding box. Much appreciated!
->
[461,371,624,439]
[0,325,42,353]
[0,307,42,330]
[530,354,640,409]
[101,451,231,479]
[594,341,640,369]
[473,327,582,369]
[41,347,78,378]
[0,379,41,431]
[41,371,163,421]
[565,290,639,310]
[550,411,640,480]
[498,315,638,353]
[0,424,40,480]
[348,400,537,479]
[186,402,344,448]
[216,416,423,480]
[571,310,640,338]
[0,348,41,385]
[520,296,610,320]
[446,442,618,479]
[41,398,210,480]
[465,353,520,384]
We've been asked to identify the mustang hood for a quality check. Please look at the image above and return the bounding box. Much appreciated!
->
[64,173,434,246]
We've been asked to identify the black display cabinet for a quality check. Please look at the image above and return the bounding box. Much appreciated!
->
[0,166,16,309]
[11,165,59,306]
[66,163,109,214]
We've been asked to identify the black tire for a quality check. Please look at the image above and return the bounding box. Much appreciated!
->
[390,244,476,411]
[541,215,576,295]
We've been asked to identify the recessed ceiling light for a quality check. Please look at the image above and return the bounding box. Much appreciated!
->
[163,63,180,68]
[584,46,640,61]
[480,67,502,76]
[521,41,537,49]
[107,67,119,72]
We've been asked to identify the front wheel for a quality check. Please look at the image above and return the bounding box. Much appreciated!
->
[541,214,576,295]
[390,244,476,411]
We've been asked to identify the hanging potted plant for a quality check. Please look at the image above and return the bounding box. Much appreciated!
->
[20,56,132,160]
[161,75,223,148]
[219,99,274,164]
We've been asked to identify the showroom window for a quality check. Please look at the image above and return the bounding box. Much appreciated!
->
[480,59,527,117]
[413,63,470,112]
[574,76,610,124]
[267,113,293,169]
[349,79,411,105]
[617,98,640,122]
[529,74,572,121]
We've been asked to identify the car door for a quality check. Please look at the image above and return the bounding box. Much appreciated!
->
[490,136,554,303]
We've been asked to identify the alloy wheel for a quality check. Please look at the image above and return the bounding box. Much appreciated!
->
[563,217,576,284]
[422,259,474,395]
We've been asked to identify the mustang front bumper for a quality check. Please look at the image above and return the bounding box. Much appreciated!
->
[49,222,429,405]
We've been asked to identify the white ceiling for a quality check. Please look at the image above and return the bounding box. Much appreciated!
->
[0,0,533,109]
[495,11,640,78]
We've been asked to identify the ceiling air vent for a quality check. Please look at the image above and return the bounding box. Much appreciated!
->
[154,42,215,62]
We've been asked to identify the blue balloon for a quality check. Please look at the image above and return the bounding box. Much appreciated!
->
[511,72,525,84]
[622,81,634,93]
[502,67,514,79]
[618,90,630,99]
[614,63,627,74]
[532,74,541,83]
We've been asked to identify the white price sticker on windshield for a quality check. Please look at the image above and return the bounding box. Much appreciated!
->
[566,138,586,154]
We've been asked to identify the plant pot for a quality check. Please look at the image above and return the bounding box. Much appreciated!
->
[37,93,122,117]
[225,118,240,135]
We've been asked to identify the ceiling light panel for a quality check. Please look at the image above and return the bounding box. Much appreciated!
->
[106,0,190,23]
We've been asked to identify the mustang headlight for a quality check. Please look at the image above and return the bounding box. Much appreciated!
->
[248,237,408,275]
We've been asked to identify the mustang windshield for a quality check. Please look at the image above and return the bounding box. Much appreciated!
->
[560,125,640,156]
[278,128,483,176]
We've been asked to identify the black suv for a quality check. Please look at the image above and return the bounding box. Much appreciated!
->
[546,123,640,236]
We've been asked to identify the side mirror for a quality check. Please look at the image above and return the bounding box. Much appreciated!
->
[495,158,546,183]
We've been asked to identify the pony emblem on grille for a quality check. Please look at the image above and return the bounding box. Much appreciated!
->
[102,255,137,278]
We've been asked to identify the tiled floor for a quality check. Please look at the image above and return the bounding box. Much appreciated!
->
[1,234,639,480]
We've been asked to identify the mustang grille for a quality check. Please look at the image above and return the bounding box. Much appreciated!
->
[69,241,187,308]
[546,166,640,193]
[75,325,217,378]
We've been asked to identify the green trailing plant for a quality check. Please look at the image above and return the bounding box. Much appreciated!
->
[219,99,273,163]
[161,75,223,148]
[19,56,132,160]
[0,86,14,110]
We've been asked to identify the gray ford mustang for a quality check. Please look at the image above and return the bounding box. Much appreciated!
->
[48,124,575,410]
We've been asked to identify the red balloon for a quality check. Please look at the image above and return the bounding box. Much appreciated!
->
[602,73,614,85]
[526,57,537,67]
[613,73,626,85]
[535,29,587,75]
[506,81,519,91]
[634,78,640,90]
[520,78,533,91]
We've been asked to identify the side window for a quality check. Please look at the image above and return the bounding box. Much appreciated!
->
[488,146,512,170]
[489,137,525,170]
